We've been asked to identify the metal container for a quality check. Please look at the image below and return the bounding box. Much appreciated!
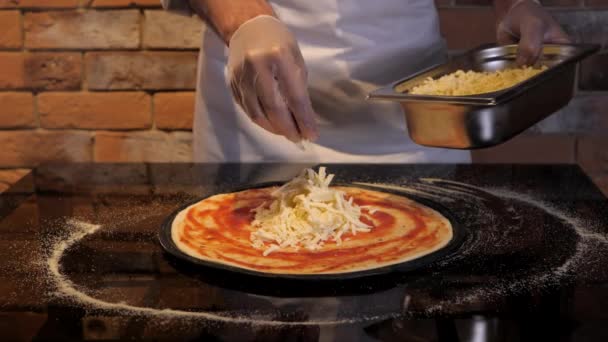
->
[368,44,599,149]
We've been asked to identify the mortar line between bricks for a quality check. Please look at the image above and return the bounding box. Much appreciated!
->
[20,48,141,52]
[83,5,162,10]
[0,127,37,131]
[0,167,31,171]
[95,129,154,133]
[17,7,158,13]
[140,48,200,52]
[139,8,144,50]
[81,51,87,90]
[150,92,156,130]
[19,48,199,53]
[38,127,157,132]
[86,89,196,92]
[15,9,80,13]
[18,8,24,51]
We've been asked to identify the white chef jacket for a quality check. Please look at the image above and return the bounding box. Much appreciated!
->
[162,0,470,164]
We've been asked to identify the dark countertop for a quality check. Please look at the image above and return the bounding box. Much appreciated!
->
[1,163,608,341]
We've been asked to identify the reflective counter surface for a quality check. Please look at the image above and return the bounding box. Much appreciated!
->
[1,163,608,341]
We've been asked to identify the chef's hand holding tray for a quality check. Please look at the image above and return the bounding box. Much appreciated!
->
[368,43,599,149]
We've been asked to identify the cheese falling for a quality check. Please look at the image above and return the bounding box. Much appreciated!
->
[250,167,374,256]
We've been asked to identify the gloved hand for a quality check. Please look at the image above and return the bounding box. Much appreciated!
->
[497,0,570,65]
[227,15,318,142]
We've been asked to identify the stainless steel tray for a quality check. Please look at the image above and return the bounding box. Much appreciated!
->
[368,44,599,149]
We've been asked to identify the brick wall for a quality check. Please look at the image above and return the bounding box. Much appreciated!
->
[0,0,606,194]
[0,0,198,177]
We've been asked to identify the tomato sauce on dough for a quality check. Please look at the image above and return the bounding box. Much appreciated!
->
[172,186,453,274]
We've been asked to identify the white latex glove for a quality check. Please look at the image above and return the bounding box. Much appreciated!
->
[497,0,571,65]
[227,15,318,142]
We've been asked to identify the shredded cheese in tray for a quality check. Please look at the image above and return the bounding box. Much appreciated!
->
[409,66,547,96]
[250,167,374,256]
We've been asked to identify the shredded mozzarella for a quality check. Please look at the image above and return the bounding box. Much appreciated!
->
[409,66,547,96]
[250,167,374,255]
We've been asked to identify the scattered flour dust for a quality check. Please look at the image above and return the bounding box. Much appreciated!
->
[419,181,607,315]
[45,178,608,322]
[46,219,396,326]
[489,188,608,278]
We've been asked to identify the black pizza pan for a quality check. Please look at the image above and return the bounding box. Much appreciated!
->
[158,181,467,285]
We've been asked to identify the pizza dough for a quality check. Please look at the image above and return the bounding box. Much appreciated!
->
[171,186,453,275]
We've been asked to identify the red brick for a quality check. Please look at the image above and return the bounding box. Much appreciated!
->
[38,92,151,129]
[143,10,202,49]
[24,52,82,90]
[0,0,79,8]
[0,168,31,193]
[0,53,81,90]
[154,92,194,130]
[94,131,192,162]
[0,52,25,89]
[85,51,197,90]
[577,136,608,196]
[0,92,35,128]
[472,134,577,164]
[0,11,22,48]
[438,8,496,50]
[579,52,608,90]
[24,10,139,49]
[90,0,161,7]
[0,130,92,167]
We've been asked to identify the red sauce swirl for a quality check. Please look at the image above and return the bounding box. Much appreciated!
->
[177,187,451,274]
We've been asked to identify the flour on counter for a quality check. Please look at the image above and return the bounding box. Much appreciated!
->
[44,178,608,324]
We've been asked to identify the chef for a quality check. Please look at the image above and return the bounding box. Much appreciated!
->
[161,0,569,164]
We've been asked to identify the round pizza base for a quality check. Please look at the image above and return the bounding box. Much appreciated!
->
[171,186,453,275]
